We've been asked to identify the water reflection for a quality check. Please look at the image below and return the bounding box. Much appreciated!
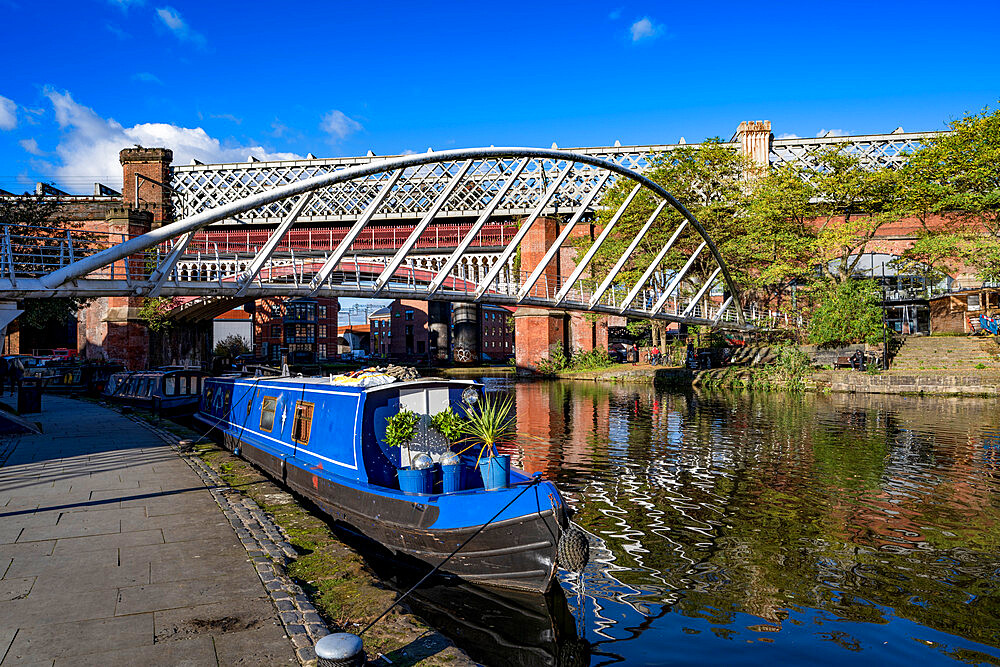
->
[484,381,1000,666]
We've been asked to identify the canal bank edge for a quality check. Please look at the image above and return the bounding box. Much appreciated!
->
[124,409,474,667]
[539,364,1000,396]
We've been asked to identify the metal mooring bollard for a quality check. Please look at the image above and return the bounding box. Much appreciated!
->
[316,632,365,667]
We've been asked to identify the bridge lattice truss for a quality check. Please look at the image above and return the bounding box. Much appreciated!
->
[170,132,942,225]
[3,149,752,328]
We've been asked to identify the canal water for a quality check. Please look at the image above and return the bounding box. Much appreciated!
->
[413,381,1000,667]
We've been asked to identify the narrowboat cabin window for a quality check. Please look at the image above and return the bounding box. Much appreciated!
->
[223,391,232,415]
[260,397,277,432]
[292,401,314,445]
[191,377,200,394]
[178,376,188,395]
[165,377,176,395]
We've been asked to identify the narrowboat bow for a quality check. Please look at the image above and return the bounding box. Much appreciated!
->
[195,375,577,594]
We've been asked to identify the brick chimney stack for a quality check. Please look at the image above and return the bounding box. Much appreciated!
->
[120,147,173,229]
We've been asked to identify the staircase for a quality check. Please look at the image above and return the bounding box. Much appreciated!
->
[889,336,1000,372]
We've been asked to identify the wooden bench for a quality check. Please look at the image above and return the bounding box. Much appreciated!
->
[834,356,853,369]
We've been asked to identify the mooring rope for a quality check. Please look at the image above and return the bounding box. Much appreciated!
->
[359,475,543,637]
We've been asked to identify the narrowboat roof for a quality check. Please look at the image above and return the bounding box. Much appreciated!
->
[214,375,477,395]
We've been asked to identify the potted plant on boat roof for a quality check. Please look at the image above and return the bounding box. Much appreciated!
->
[457,393,516,491]
[431,407,465,493]
[385,408,430,494]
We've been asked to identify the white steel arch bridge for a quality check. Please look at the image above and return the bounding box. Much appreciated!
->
[2,148,750,329]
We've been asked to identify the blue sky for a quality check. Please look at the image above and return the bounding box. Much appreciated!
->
[1,0,998,194]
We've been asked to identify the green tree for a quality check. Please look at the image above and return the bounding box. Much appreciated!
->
[737,163,818,308]
[213,334,250,358]
[138,297,179,332]
[811,146,904,284]
[898,104,1000,283]
[808,280,884,347]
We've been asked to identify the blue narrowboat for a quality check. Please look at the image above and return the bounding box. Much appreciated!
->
[195,375,573,594]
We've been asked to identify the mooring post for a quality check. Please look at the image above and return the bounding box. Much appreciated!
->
[315,632,364,666]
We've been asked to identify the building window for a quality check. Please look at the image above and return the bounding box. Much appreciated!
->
[270,324,280,337]
[405,309,414,320]
[319,325,327,339]
[292,401,314,445]
[318,343,327,359]
[405,325,413,336]
[319,305,327,319]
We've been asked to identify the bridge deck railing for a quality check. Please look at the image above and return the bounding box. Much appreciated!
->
[188,221,520,255]
[0,222,780,330]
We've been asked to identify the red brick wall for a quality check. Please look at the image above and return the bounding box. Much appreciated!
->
[514,308,565,369]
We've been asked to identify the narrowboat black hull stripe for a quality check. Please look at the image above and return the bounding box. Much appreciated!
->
[229,434,561,594]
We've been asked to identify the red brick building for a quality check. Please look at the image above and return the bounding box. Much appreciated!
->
[479,304,515,360]
[253,297,340,364]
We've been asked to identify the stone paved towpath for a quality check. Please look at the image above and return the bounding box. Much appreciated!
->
[0,395,298,666]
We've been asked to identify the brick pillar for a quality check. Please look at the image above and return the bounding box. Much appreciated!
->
[736,120,772,183]
[120,147,173,229]
[514,216,566,369]
[96,207,154,369]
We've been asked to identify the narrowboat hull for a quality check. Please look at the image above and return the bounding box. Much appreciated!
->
[222,431,563,594]
[197,375,573,595]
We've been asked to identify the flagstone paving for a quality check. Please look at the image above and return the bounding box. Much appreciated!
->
[0,395,297,666]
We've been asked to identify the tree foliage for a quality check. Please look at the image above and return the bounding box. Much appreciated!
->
[808,280,884,347]
[213,334,250,358]
[582,103,1000,334]
[138,297,180,332]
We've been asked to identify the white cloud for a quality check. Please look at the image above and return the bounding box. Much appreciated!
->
[0,95,16,130]
[155,6,205,46]
[776,132,800,140]
[818,128,849,138]
[42,88,301,185]
[19,138,44,156]
[320,110,362,140]
[630,17,661,42]
[132,72,163,85]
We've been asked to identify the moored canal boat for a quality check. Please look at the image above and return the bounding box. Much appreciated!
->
[194,374,576,594]
[104,368,209,415]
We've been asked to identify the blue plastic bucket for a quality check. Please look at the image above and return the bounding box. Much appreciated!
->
[441,464,462,493]
[478,455,510,491]
[398,466,433,494]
